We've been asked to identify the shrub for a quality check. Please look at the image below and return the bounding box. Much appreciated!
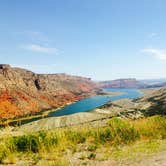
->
[87,144,98,152]
[93,128,112,144]
[0,143,9,163]
[41,132,58,150]
[108,117,140,145]
[65,130,86,144]
[12,134,40,152]
[0,115,165,165]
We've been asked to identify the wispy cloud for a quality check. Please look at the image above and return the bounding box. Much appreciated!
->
[141,48,166,60]
[148,33,158,38]
[22,44,58,54]
[18,30,60,54]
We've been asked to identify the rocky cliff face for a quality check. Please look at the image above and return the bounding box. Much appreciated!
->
[98,78,145,88]
[0,65,98,119]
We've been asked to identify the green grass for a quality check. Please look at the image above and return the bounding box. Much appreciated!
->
[0,115,165,164]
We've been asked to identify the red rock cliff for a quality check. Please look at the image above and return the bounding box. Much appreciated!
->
[0,65,98,119]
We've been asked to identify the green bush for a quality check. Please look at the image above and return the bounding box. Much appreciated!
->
[65,130,86,144]
[10,131,59,153]
[0,115,165,163]
[41,132,58,150]
[12,134,40,152]
[93,128,112,144]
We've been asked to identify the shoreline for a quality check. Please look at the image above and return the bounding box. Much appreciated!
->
[0,90,123,128]
[139,87,160,96]
[0,101,78,127]
[0,92,96,127]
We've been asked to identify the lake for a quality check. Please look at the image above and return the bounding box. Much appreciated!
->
[47,88,142,117]
[9,88,142,126]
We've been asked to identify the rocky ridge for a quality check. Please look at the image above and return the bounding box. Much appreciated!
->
[98,78,146,88]
[0,64,98,119]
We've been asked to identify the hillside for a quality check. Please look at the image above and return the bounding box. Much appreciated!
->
[94,87,166,118]
[0,64,98,120]
[0,115,165,165]
[0,80,165,166]
[15,87,166,133]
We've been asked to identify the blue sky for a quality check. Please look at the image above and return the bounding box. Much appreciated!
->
[0,0,166,80]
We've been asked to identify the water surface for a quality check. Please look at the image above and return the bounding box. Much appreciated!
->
[48,88,142,117]
[10,88,142,126]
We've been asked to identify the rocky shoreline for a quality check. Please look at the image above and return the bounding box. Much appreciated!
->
[3,89,123,127]
[0,92,96,127]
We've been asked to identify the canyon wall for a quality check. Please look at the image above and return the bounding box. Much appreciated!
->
[0,65,98,119]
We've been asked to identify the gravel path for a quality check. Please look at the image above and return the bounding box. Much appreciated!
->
[67,151,166,166]
[131,151,166,166]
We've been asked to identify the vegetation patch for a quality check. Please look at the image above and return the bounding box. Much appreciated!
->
[0,115,165,164]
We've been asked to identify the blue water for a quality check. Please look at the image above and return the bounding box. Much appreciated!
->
[9,88,142,126]
[48,88,142,117]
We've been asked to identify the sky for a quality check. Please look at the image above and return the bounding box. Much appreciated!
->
[0,0,166,80]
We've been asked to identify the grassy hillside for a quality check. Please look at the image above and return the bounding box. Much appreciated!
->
[0,115,165,165]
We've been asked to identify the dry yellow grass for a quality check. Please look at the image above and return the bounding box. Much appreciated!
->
[0,115,165,165]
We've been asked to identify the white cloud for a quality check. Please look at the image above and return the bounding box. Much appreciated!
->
[22,44,58,54]
[18,30,60,54]
[142,48,166,60]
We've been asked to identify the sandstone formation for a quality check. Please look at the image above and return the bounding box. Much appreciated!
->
[0,64,98,119]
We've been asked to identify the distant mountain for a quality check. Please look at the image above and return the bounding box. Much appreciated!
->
[0,64,98,120]
[140,78,166,85]
[139,78,166,88]
[98,78,146,88]
[98,78,166,89]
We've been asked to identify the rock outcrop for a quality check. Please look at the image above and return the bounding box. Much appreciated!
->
[0,65,98,119]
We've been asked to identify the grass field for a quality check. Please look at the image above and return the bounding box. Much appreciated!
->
[0,115,165,165]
